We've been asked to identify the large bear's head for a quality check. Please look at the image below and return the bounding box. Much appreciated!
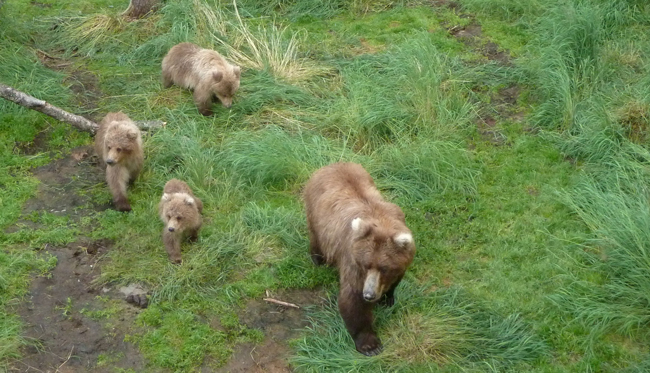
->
[159,193,201,233]
[103,122,141,166]
[210,65,241,108]
[350,217,416,302]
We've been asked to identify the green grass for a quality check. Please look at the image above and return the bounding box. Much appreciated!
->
[2,0,650,371]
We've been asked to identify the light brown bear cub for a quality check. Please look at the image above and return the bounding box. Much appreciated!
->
[161,42,241,116]
[304,162,416,356]
[94,112,143,212]
[158,179,203,264]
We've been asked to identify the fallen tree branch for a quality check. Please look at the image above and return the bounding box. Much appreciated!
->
[0,83,165,134]
[1,83,99,134]
[263,298,300,309]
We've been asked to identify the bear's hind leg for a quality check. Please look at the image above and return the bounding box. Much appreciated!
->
[339,286,382,356]
[308,230,325,266]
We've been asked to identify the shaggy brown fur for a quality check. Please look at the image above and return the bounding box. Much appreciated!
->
[304,162,416,356]
[158,179,203,264]
[161,42,241,116]
[94,112,144,212]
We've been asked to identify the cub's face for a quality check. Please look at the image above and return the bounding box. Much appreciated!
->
[160,193,199,233]
[350,217,415,303]
[211,66,241,108]
[104,125,139,166]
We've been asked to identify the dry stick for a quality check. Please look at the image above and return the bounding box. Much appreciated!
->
[55,346,74,373]
[0,83,165,134]
[263,298,300,309]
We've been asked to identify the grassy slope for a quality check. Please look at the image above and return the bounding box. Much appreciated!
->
[1,0,650,371]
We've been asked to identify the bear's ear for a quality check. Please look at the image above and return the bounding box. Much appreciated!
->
[351,217,372,239]
[213,71,223,83]
[233,66,241,79]
[126,131,138,141]
[184,196,195,206]
[161,193,170,202]
[394,233,413,247]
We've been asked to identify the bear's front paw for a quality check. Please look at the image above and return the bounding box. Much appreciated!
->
[116,203,132,212]
[199,108,213,116]
[311,254,325,266]
[380,294,395,307]
[355,332,382,356]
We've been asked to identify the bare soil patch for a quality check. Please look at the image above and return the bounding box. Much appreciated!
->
[6,145,107,236]
[7,147,147,372]
[215,289,326,373]
[10,240,145,373]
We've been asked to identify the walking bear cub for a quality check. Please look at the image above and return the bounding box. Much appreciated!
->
[158,179,203,264]
[304,162,416,356]
[94,112,143,212]
[161,42,241,116]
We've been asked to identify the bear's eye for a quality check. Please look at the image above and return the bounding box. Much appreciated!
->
[107,146,112,150]
[167,214,171,219]
[116,148,122,152]
[177,217,182,221]
[379,266,390,273]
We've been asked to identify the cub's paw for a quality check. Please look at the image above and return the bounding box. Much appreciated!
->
[355,332,382,357]
[115,202,132,212]
[311,254,325,266]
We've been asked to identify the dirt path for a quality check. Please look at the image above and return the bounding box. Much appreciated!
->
[6,144,325,372]
[7,147,146,372]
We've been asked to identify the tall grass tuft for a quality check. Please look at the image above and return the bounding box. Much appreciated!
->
[207,1,333,83]
[553,155,650,341]
[216,126,357,191]
[372,138,479,200]
[327,32,475,150]
[292,285,546,371]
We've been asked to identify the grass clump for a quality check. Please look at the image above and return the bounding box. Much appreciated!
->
[293,286,546,372]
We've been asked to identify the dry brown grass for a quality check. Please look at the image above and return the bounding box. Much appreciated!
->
[381,312,472,365]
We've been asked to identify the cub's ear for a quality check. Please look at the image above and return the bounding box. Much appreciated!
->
[351,217,372,239]
[184,196,195,206]
[233,66,241,78]
[161,193,170,202]
[126,131,138,141]
[213,71,223,83]
[394,233,413,247]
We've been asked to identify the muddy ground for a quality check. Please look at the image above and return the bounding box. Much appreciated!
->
[6,146,324,372]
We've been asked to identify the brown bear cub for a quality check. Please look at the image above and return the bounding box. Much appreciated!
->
[158,179,203,264]
[94,112,144,212]
[161,42,241,116]
[304,162,416,356]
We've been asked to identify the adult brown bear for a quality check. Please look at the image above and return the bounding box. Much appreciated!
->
[304,162,416,356]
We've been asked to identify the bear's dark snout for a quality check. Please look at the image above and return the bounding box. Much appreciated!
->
[168,227,175,232]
